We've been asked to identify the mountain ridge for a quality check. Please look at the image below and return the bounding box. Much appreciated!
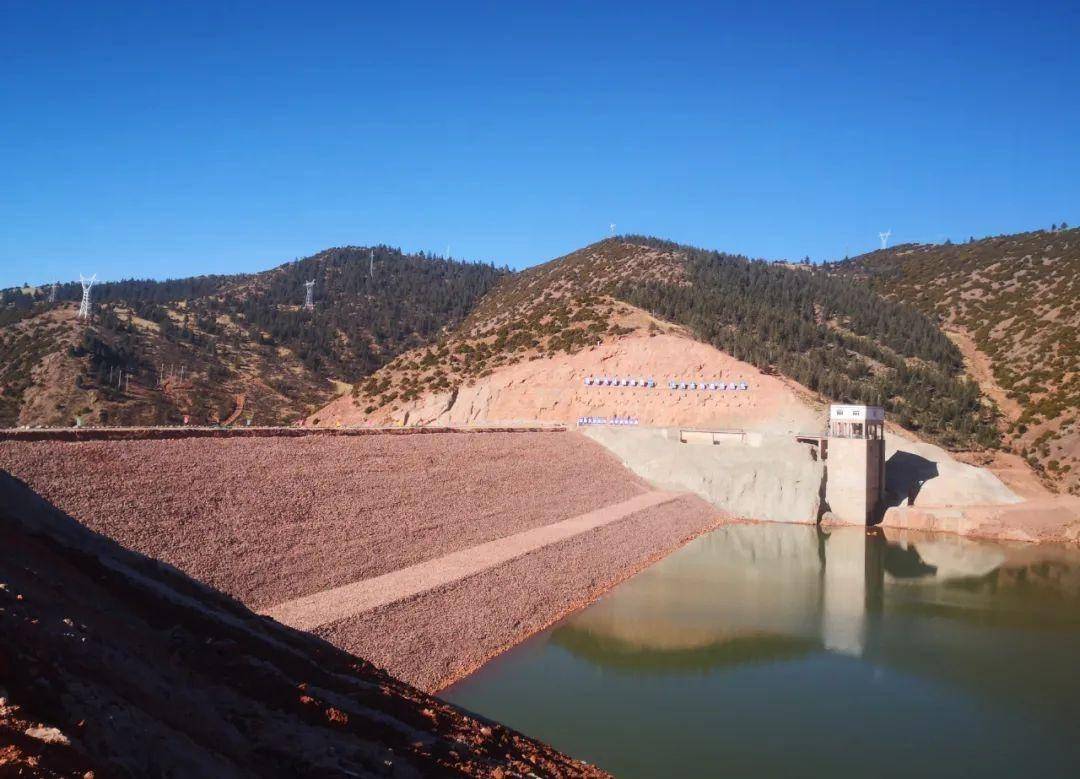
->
[333,237,998,450]
[5,227,1072,496]
[0,246,504,427]
[829,227,1079,493]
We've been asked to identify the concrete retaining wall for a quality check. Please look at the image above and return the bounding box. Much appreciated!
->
[585,427,825,524]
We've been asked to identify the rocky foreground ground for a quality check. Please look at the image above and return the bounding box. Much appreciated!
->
[0,470,608,777]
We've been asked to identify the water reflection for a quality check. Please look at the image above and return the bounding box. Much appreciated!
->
[549,524,1080,671]
[444,523,1080,777]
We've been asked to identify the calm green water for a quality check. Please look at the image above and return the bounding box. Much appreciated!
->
[441,524,1080,777]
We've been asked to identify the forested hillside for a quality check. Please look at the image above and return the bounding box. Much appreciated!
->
[350,240,686,409]
[0,247,504,427]
[350,238,998,450]
[9,230,1057,470]
[831,227,1079,493]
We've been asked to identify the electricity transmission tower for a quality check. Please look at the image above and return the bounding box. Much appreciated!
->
[878,230,892,250]
[609,223,616,237]
[369,249,374,278]
[48,283,57,303]
[78,274,96,319]
[304,279,315,310]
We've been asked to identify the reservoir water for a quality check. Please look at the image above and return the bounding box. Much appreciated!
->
[441,523,1080,777]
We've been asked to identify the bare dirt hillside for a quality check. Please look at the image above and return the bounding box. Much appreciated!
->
[316,332,823,434]
[833,227,1079,494]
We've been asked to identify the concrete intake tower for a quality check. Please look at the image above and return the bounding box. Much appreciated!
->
[825,404,885,525]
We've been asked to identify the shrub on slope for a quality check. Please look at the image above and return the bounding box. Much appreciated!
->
[830,227,1079,492]
[0,247,505,426]
[618,236,997,449]
[351,237,997,450]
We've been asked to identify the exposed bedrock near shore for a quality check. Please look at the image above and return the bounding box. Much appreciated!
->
[876,434,1080,544]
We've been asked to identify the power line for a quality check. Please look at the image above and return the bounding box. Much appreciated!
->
[78,274,97,319]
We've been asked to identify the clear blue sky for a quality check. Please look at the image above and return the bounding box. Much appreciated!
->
[2,0,1077,287]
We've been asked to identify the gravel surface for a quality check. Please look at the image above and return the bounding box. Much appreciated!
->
[0,432,648,610]
[268,490,679,630]
[318,494,726,692]
[1,430,726,698]
[1,469,607,777]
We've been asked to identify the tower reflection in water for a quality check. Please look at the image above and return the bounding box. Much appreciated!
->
[548,523,1073,672]
[443,522,1080,778]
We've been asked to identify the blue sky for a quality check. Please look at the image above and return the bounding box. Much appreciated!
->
[2,0,1077,287]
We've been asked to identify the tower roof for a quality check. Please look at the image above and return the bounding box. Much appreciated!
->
[829,403,884,421]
